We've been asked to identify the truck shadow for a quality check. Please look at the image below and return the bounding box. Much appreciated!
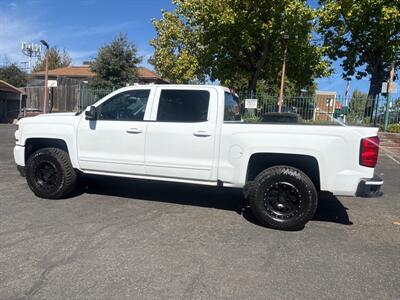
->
[74,175,352,228]
[241,191,353,228]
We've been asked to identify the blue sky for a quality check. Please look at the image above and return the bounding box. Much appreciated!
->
[0,0,385,95]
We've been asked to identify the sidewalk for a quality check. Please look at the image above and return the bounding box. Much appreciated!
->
[379,132,400,164]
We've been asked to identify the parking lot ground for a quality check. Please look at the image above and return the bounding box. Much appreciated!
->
[0,124,399,299]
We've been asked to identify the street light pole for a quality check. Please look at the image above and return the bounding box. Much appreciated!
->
[278,35,289,113]
[40,40,49,114]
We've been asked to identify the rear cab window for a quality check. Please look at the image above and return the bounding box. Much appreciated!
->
[224,92,241,121]
[156,90,210,122]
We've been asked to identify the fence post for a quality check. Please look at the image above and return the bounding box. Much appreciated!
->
[19,93,23,116]
[312,94,316,121]
[384,94,391,131]
[77,84,81,112]
[373,95,378,126]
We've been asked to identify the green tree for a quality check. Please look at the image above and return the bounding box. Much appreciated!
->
[33,47,72,72]
[0,64,27,87]
[347,89,369,123]
[90,33,142,89]
[150,0,331,93]
[318,0,400,99]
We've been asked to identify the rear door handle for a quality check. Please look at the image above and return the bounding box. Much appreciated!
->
[126,128,143,134]
[193,130,212,137]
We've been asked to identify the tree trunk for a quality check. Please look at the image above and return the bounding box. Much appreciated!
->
[247,73,258,95]
[247,40,270,95]
[368,69,384,99]
[365,57,385,118]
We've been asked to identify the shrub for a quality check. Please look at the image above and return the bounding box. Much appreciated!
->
[387,124,400,133]
[242,114,260,123]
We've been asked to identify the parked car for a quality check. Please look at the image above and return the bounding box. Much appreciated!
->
[14,85,383,230]
[261,112,303,123]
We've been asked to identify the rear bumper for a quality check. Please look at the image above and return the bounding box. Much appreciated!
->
[356,175,383,197]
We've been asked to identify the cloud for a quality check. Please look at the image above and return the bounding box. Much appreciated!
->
[0,13,46,64]
[0,2,153,70]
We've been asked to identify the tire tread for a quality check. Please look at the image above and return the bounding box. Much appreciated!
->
[248,165,318,230]
[26,147,77,199]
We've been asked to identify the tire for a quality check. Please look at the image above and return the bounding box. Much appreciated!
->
[26,147,77,199]
[248,165,318,230]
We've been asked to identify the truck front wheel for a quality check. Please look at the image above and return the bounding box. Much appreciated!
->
[26,147,77,199]
[248,166,318,230]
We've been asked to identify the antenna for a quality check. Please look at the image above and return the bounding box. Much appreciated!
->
[21,42,41,73]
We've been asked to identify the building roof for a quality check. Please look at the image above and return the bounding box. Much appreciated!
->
[316,90,337,95]
[33,66,93,78]
[0,80,25,94]
[32,66,165,81]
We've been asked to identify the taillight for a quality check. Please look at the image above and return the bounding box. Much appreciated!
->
[360,136,379,168]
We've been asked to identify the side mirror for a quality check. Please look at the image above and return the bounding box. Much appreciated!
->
[85,106,97,120]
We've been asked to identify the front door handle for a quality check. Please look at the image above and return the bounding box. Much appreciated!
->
[126,128,143,134]
[193,130,212,137]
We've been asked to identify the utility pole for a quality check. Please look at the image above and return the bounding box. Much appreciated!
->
[278,34,289,113]
[384,62,395,131]
[40,40,49,114]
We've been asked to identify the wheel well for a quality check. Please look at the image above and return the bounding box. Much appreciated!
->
[246,153,320,190]
[25,138,69,163]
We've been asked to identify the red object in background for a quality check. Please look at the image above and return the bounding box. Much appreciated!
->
[360,136,380,168]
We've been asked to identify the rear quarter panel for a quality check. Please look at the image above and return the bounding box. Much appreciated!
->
[219,123,378,195]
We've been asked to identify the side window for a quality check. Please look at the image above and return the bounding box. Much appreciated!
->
[98,90,150,121]
[157,90,210,122]
[224,92,241,121]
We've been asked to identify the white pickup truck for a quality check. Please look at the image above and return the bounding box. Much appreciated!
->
[14,85,383,230]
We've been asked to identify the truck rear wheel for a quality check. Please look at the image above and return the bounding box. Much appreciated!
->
[26,147,77,199]
[248,166,318,230]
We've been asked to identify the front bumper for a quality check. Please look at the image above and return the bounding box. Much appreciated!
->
[14,145,25,166]
[14,145,26,177]
[356,175,383,197]
[17,165,26,177]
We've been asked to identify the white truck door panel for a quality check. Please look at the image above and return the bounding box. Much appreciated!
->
[77,89,153,175]
[145,88,218,181]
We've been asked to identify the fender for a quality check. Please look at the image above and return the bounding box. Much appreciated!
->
[20,123,80,169]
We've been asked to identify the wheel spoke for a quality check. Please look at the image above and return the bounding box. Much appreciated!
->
[35,161,58,190]
[263,182,302,219]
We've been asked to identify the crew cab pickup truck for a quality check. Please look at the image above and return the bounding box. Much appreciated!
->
[14,85,383,230]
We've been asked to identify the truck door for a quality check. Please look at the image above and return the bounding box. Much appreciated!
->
[145,87,218,181]
[77,88,154,175]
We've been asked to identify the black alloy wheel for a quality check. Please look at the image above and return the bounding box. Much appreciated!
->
[26,147,77,199]
[248,165,318,230]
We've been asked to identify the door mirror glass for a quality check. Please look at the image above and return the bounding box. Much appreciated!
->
[85,106,97,120]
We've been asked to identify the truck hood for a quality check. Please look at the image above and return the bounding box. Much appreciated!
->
[20,112,81,126]
[35,112,77,118]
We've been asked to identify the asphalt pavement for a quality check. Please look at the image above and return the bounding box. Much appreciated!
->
[0,124,399,299]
